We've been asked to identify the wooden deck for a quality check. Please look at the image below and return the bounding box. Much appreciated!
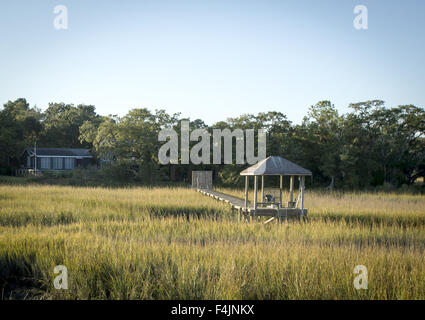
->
[197,188,247,209]
[196,189,307,221]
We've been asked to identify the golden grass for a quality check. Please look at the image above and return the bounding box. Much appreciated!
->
[0,185,424,299]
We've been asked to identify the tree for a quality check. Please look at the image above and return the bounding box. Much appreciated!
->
[83,108,181,183]
[294,101,343,188]
[340,101,425,187]
[0,98,42,166]
[40,103,102,148]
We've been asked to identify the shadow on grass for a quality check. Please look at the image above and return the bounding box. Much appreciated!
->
[0,205,231,227]
[0,253,47,300]
[0,175,189,189]
[310,212,425,228]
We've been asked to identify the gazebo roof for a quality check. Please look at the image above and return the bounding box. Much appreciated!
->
[240,156,312,176]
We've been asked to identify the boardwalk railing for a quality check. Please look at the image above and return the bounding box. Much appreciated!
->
[196,188,307,223]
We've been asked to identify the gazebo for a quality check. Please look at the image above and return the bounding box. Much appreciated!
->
[240,156,312,221]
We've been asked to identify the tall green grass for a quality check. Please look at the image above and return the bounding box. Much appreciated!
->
[0,185,424,299]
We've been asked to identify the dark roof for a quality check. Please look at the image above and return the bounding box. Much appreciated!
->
[240,156,312,176]
[25,148,92,157]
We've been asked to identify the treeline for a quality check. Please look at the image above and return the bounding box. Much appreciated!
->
[0,98,424,190]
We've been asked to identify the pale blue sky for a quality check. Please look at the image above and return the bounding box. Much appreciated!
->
[0,0,424,124]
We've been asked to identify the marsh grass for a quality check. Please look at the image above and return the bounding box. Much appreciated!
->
[0,185,424,299]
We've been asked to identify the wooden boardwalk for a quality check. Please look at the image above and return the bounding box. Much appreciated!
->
[196,188,307,222]
[197,188,248,210]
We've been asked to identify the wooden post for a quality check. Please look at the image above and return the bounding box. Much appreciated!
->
[34,141,37,175]
[261,175,264,206]
[279,175,283,208]
[301,176,305,216]
[244,176,249,212]
[254,176,258,210]
[289,175,294,203]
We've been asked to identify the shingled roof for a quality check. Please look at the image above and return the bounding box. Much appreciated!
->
[25,148,92,157]
[240,156,312,176]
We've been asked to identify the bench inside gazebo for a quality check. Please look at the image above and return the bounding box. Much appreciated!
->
[240,156,312,222]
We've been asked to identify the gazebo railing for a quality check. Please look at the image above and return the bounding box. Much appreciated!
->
[243,175,307,218]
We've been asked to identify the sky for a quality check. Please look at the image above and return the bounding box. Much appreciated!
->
[0,0,424,124]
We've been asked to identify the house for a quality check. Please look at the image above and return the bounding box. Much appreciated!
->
[21,147,93,171]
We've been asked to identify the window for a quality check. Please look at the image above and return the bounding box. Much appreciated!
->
[52,157,63,170]
[27,156,31,168]
[40,157,50,169]
[64,158,75,169]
